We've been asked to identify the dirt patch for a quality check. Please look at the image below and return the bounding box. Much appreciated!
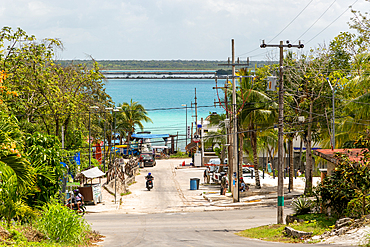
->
[19,226,47,242]
[0,226,9,239]
[84,230,105,246]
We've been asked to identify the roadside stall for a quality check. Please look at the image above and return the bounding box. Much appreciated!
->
[77,167,105,205]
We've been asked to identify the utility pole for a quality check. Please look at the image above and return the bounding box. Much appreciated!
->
[191,89,201,166]
[218,39,249,202]
[260,40,304,224]
[201,118,204,166]
[89,106,99,168]
[213,77,232,192]
[327,78,335,150]
[231,40,238,203]
[194,88,198,136]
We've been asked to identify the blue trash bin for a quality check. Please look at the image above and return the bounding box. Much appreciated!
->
[190,178,197,190]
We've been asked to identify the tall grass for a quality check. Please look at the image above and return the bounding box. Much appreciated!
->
[35,199,91,245]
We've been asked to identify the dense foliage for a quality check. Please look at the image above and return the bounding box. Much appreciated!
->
[315,150,370,217]
[35,200,91,245]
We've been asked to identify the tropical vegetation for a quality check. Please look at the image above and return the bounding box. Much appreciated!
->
[206,2,370,228]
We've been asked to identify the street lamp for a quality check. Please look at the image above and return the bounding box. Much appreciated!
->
[182,104,188,150]
[103,107,113,173]
[89,106,99,168]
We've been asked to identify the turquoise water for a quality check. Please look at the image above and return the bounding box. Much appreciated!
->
[104,79,223,149]
[102,70,215,73]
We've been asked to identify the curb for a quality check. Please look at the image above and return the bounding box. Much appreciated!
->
[203,191,303,208]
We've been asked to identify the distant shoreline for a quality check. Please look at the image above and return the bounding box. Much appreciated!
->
[102,70,231,79]
[105,76,216,79]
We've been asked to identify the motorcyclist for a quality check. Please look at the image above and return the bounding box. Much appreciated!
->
[66,189,84,210]
[145,172,154,187]
[74,189,84,210]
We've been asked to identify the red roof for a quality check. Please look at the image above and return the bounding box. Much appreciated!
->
[313,148,367,164]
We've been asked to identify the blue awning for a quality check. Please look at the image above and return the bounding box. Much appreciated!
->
[132,134,170,139]
[293,147,320,150]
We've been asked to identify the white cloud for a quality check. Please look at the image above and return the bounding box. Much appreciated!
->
[0,0,367,60]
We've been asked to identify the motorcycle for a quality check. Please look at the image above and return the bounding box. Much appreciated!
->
[65,191,86,215]
[146,178,154,191]
[66,201,86,215]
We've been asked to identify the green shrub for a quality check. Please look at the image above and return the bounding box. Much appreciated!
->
[346,195,370,218]
[314,151,370,217]
[291,196,313,215]
[170,150,188,158]
[35,199,91,245]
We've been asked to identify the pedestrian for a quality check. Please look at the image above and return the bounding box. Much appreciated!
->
[297,169,302,177]
[220,172,227,195]
[206,167,210,184]
[239,177,246,192]
[203,168,207,184]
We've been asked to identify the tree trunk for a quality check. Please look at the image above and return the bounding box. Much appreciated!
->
[299,137,303,170]
[251,126,261,189]
[239,132,244,179]
[221,145,226,165]
[289,138,294,191]
[304,102,314,195]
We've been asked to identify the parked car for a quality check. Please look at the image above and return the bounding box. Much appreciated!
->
[139,153,156,167]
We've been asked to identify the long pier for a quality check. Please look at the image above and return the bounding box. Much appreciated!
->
[102,71,216,79]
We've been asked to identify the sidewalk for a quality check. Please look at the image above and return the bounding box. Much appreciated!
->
[174,161,320,210]
[84,177,120,213]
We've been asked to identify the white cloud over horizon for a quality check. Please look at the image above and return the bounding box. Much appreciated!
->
[0,0,367,60]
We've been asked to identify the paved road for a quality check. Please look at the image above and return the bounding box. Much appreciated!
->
[85,159,347,246]
[116,158,209,214]
[86,208,345,247]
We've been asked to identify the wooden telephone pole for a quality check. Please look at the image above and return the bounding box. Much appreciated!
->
[260,40,304,224]
[218,39,249,202]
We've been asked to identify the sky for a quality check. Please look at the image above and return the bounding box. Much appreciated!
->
[0,0,367,61]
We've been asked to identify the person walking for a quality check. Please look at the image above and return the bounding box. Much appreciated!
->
[203,168,207,184]
[206,167,210,184]
[220,172,227,195]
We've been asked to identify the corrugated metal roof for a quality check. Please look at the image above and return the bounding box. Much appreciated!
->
[313,148,366,164]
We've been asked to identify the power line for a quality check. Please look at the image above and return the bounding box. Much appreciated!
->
[306,0,359,45]
[238,1,313,57]
[267,0,314,44]
[294,0,337,43]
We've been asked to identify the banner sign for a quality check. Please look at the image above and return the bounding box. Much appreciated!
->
[74,152,81,166]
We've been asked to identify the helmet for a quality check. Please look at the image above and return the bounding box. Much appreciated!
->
[74,189,79,195]
[148,173,151,176]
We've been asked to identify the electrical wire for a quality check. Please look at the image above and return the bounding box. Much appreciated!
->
[306,0,359,45]
[238,0,314,57]
[294,0,337,43]
[267,0,314,44]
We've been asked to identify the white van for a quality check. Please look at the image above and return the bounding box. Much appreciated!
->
[208,158,221,173]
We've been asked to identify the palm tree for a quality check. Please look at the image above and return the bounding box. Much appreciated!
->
[204,113,227,162]
[0,113,32,189]
[117,99,152,144]
[237,68,278,189]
